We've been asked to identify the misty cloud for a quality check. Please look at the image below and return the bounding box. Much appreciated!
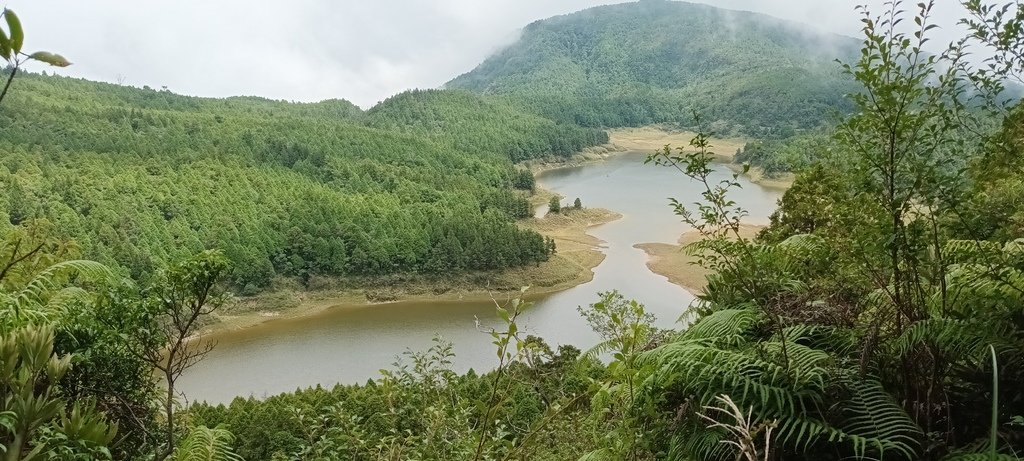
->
[8,0,969,108]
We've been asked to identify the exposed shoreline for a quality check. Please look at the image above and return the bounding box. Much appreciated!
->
[207,207,622,334]
[609,125,794,189]
[634,224,765,295]
[524,143,630,175]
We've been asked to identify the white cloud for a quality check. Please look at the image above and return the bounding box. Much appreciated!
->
[6,0,971,108]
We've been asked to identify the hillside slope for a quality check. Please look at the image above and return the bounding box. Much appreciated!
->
[448,0,861,135]
[0,73,605,289]
[366,89,608,162]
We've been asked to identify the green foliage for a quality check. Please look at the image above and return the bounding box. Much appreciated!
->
[734,130,833,174]
[367,89,608,162]
[4,2,1024,461]
[548,197,561,214]
[0,72,574,289]
[0,223,159,460]
[0,8,70,107]
[639,306,922,460]
[448,0,860,136]
[172,425,242,461]
[0,325,118,460]
[188,334,600,461]
[511,169,536,192]
[952,105,1024,241]
[0,220,118,331]
[578,291,657,460]
[668,2,1024,460]
[139,250,233,461]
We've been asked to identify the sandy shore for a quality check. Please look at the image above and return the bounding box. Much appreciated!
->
[208,207,621,333]
[635,224,764,295]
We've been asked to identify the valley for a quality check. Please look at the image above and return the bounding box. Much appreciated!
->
[2,0,1022,459]
[177,149,783,403]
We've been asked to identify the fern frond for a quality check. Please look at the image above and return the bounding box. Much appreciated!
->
[772,378,920,460]
[665,426,732,461]
[578,339,619,364]
[774,234,827,270]
[173,425,243,461]
[12,260,115,310]
[578,448,615,461]
[836,378,922,459]
[759,341,830,391]
[1003,239,1024,261]
[640,340,821,418]
[943,240,1003,264]
[947,263,1024,308]
[782,324,858,355]
[892,318,1017,366]
[681,308,762,344]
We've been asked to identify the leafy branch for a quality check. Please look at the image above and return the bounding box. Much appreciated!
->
[0,8,71,106]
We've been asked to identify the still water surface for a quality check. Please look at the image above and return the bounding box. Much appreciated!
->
[179,153,782,404]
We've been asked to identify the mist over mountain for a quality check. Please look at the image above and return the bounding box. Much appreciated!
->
[448,0,863,135]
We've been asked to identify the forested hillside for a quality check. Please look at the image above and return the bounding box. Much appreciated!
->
[448,0,861,136]
[367,89,608,162]
[0,72,607,290]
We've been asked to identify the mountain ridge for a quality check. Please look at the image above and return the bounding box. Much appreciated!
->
[447,0,861,135]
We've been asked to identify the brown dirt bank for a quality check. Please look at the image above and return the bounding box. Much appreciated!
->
[208,207,621,334]
[634,224,764,295]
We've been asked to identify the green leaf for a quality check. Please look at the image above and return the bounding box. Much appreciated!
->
[5,10,23,53]
[0,28,11,61]
[28,51,71,67]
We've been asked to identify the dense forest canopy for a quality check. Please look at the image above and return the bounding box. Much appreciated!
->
[0,73,610,289]
[367,89,608,162]
[447,0,861,136]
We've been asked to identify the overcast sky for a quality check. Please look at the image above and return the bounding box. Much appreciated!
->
[6,0,970,108]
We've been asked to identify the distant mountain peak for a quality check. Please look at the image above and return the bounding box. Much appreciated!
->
[447,0,860,135]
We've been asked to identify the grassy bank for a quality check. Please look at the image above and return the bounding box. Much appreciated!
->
[526,126,793,190]
[609,126,794,189]
[209,207,621,333]
[634,224,763,295]
[607,126,746,159]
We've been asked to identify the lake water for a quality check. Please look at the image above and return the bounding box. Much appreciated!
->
[178,152,783,404]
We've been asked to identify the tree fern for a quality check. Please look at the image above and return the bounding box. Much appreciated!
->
[639,306,922,460]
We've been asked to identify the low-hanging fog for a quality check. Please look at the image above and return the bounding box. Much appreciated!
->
[6,0,969,108]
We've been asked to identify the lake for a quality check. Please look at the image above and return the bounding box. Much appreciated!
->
[178,152,783,404]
